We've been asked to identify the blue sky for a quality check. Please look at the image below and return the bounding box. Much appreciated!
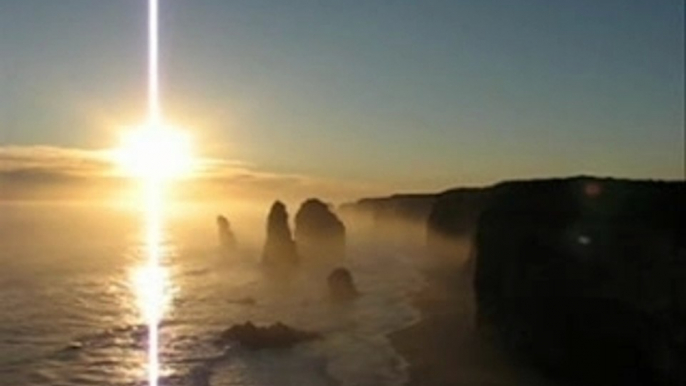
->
[0,0,683,193]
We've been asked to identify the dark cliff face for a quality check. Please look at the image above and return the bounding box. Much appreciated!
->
[344,177,685,384]
[425,188,491,263]
[262,201,298,269]
[343,187,492,262]
[294,198,346,261]
[340,193,436,245]
[473,178,686,385]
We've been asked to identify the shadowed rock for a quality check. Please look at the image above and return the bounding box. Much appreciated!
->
[218,322,320,349]
[294,198,346,261]
[327,267,359,301]
[216,215,237,251]
[474,178,686,385]
[425,188,491,263]
[262,201,298,269]
[340,177,684,385]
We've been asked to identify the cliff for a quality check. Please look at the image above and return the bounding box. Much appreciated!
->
[339,193,436,245]
[349,176,685,385]
[425,187,492,263]
[474,177,686,385]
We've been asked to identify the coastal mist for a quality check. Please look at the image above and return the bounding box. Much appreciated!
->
[344,181,685,386]
[0,199,424,386]
[2,1,683,385]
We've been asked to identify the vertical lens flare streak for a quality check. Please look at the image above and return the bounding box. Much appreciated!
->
[120,0,194,381]
[149,0,160,125]
[121,0,182,382]
[142,180,164,386]
[144,1,162,385]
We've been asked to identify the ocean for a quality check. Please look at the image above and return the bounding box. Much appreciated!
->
[0,201,422,386]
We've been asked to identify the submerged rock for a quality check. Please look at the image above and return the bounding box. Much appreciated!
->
[66,341,83,350]
[294,198,346,261]
[216,215,237,251]
[262,201,299,269]
[219,322,321,349]
[226,297,257,306]
[327,267,359,301]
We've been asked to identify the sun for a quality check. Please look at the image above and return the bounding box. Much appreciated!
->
[114,123,195,181]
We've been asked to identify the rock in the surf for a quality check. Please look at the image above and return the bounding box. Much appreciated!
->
[219,321,321,349]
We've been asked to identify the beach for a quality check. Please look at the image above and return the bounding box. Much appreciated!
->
[390,259,560,386]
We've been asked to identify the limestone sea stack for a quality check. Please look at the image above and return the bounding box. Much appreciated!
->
[327,267,359,302]
[262,201,299,269]
[216,215,237,251]
[294,198,346,261]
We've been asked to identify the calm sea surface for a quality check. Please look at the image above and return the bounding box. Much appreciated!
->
[0,202,422,386]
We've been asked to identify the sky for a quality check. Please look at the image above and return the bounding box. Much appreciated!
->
[0,0,684,201]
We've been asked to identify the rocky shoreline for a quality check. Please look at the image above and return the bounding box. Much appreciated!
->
[388,260,559,386]
[353,177,685,386]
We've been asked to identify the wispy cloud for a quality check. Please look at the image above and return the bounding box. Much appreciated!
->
[0,145,384,203]
[0,146,112,176]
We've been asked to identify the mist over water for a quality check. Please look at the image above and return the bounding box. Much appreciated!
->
[0,201,423,386]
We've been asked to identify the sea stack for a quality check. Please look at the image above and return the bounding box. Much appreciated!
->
[216,215,237,251]
[327,267,359,302]
[262,201,299,270]
[294,198,346,261]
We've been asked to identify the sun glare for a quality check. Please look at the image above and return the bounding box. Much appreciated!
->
[115,124,195,181]
[132,178,167,386]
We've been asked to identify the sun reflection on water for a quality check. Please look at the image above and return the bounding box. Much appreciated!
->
[132,181,169,386]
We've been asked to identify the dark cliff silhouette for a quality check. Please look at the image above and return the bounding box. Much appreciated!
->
[425,187,491,263]
[474,177,685,385]
[216,215,237,251]
[339,193,435,245]
[262,201,298,270]
[347,176,685,385]
[340,193,436,224]
[294,198,346,261]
